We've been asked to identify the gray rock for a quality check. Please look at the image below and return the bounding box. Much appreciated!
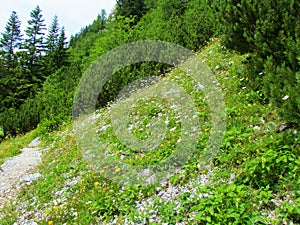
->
[13,220,38,225]
[96,124,111,134]
[28,138,41,147]
[20,173,42,184]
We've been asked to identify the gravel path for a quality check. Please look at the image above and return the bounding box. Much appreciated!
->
[0,138,42,208]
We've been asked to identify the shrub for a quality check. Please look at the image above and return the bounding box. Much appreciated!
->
[189,184,270,224]
[217,0,300,126]
[0,65,82,138]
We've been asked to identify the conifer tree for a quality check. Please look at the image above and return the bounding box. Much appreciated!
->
[45,15,62,74]
[53,26,69,70]
[24,6,46,71]
[99,9,107,30]
[0,11,24,111]
[46,15,60,52]
[0,11,23,70]
[116,0,146,22]
[23,5,46,90]
[91,9,107,32]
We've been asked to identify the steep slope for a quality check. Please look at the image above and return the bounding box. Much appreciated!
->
[0,40,299,224]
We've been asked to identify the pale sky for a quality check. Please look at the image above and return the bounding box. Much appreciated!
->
[0,0,116,39]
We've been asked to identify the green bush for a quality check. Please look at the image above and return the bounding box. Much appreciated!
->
[183,0,221,50]
[188,184,271,224]
[0,98,39,137]
[135,0,220,50]
[217,0,300,126]
[39,65,81,122]
[236,131,300,191]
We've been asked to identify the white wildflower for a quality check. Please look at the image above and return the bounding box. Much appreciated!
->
[195,82,205,90]
[282,95,289,100]
[165,117,169,125]
[128,124,134,131]
[170,127,176,132]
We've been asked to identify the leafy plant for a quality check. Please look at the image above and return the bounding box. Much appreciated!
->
[189,184,269,224]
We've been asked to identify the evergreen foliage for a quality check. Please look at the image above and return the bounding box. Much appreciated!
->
[23,5,47,86]
[45,15,60,52]
[0,11,23,111]
[0,11,23,70]
[0,6,69,137]
[45,21,69,75]
[116,0,147,22]
[217,0,300,125]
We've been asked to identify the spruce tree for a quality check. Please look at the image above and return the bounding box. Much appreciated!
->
[46,15,60,52]
[116,0,146,22]
[23,5,46,90]
[0,11,24,111]
[52,26,69,70]
[45,15,61,74]
[0,11,23,70]
[99,9,107,30]
[90,9,107,32]
[24,6,46,72]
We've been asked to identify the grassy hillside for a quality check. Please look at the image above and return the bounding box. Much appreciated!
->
[0,40,299,224]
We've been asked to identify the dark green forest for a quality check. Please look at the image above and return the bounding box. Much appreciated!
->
[0,0,299,138]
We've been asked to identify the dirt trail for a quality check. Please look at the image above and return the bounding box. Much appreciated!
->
[0,138,42,207]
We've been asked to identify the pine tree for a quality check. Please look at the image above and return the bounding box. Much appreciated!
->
[23,5,47,91]
[46,15,60,52]
[0,11,23,70]
[116,0,146,22]
[45,15,62,74]
[90,9,107,32]
[23,6,46,70]
[99,9,107,30]
[53,26,69,70]
[218,0,300,125]
[0,11,24,111]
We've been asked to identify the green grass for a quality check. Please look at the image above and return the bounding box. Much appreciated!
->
[0,39,299,224]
